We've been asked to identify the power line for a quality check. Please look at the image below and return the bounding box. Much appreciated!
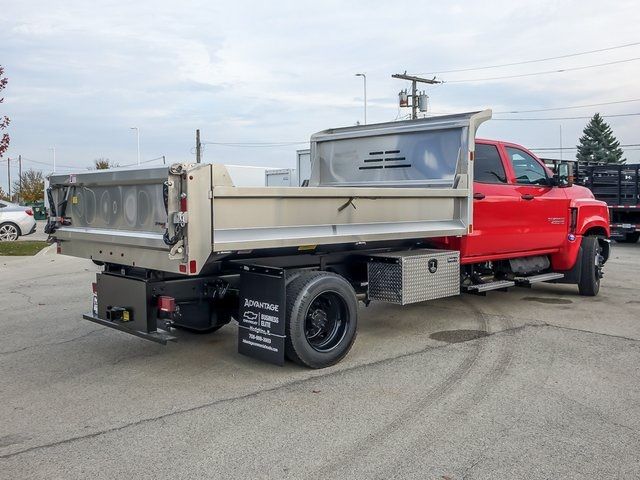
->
[202,141,308,147]
[493,112,640,121]
[19,156,77,169]
[445,57,640,83]
[530,143,640,151]
[429,98,640,116]
[120,156,165,167]
[494,98,640,114]
[417,41,640,75]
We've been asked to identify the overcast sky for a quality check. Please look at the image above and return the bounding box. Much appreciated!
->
[1,0,639,187]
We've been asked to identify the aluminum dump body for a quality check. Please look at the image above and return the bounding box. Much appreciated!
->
[48,110,490,275]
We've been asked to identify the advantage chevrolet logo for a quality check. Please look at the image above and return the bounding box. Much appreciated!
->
[547,217,565,225]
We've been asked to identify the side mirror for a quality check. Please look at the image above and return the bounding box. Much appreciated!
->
[553,162,573,187]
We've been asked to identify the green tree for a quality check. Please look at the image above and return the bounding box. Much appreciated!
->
[93,157,118,169]
[576,113,625,164]
[13,168,44,203]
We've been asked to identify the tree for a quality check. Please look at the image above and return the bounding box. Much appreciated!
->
[0,66,9,160]
[93,157,119,169]
[0,185,8,201]
[13,168,44,203]
[576,113,625,164]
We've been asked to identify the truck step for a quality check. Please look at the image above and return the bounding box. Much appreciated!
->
[514,272,564,286]
[463,279,516,294]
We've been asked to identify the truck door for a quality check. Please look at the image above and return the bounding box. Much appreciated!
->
[463,142,523,256]
[502,145,568,250]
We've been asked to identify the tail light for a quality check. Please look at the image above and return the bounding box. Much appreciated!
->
[92,282,97,293]
[158,296,176,313]
[25,209,33,216]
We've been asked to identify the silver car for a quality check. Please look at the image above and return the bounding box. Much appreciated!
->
[0,201,37,241]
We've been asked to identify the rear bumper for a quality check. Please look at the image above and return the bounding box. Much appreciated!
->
[610,223,638,237]
[18,217,36,236]
[82,312,177,345]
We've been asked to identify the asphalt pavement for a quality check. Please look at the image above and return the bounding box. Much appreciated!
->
[1,243,639,479]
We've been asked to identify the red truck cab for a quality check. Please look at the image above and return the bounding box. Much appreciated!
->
[434,139,610,296]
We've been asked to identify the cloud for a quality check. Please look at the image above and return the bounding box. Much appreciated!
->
[0,0,639,184]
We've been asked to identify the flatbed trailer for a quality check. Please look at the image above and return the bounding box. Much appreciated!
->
[46,110,610,368]
[581,164,640,243]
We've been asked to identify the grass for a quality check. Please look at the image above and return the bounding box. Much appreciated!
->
[0,241,50,256]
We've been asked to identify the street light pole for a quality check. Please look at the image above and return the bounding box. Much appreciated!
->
[50,146,56,172]
[131,127,140,165]
[355,73,367,125]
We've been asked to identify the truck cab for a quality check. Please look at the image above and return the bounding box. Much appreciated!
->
[435,138,611,296]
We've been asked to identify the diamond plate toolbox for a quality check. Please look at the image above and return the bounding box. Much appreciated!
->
[367,249,460,305]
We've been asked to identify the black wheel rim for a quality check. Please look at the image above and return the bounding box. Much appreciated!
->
[304,291,349,352]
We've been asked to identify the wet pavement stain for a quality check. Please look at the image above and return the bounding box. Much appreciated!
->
[522,297,573,305]
[430,329,490,344]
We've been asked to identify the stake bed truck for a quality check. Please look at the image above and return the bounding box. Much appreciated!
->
[46,111,611,368]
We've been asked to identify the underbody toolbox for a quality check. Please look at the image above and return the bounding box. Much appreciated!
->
[367,249,460,305]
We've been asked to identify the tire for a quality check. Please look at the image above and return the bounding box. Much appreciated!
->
[619,232,640,244]
[578,236,603,296]
[0,222,20,241]
[285,271,358,369]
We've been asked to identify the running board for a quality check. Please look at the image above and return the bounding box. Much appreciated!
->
[514,272,565,286]
[463,279,516,295]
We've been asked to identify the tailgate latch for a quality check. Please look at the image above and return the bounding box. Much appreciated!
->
[173,212,188,228]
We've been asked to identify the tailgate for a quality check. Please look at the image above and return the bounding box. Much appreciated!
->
[47,163,213,275]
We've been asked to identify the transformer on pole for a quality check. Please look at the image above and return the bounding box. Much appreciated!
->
[392,72,442,119]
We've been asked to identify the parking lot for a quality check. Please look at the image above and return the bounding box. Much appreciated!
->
[1,243,639,479]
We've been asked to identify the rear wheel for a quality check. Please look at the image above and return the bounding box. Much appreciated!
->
[0,223,19,241]
[619,232,640,243]
[285,271,358,369]
[578,236,603,296]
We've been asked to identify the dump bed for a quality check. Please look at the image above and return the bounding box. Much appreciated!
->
[47,110,490,275]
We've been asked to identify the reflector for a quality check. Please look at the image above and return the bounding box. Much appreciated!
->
[158,296,176,313]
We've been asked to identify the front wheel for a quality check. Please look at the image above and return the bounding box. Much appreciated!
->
[285,271,358,369]
[578,236,604,296]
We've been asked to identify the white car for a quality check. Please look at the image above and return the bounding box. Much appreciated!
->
[0,201,37,241]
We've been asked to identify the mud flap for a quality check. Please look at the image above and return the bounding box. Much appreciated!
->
[237,264,286,366]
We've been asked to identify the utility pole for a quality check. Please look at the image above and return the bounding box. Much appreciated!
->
[7,157,10,201]
[196,129,202,163]
[392,71,442,119]
[18,155,22,204]
[162,155,166,165]
[559,125,563,161]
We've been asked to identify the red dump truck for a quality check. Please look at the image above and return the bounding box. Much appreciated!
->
[46,111,610,368]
